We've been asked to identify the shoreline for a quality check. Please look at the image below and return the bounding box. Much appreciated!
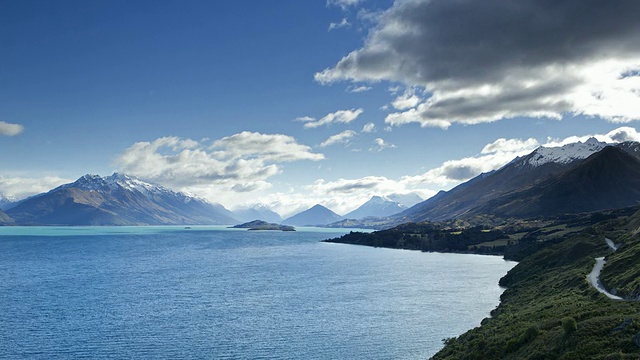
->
[322,239,509,258]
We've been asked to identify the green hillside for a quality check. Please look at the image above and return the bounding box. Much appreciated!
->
[433,213,640,359]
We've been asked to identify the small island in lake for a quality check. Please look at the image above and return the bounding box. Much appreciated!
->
[231,220,295,231]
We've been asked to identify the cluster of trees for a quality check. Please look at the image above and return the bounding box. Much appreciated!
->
[324,223,509,255]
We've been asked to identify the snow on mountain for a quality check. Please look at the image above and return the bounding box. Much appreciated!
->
[0,194,17,211]
[522,137,608,168]
[63,173,209,205]
[9,173,238,225]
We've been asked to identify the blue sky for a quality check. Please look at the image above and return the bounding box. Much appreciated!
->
[2,0,640,216]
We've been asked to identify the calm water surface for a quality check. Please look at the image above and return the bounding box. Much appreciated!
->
[0,226,515,359]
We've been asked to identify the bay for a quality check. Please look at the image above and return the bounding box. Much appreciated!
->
[0,226,515,359]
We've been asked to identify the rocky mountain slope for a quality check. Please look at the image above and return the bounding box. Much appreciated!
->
[0,208,13,225]
[343,196,407,219]
[395,140,640,222]
[282,204,343,226]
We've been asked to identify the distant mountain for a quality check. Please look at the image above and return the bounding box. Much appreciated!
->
[0,194,17,211]
[395,140,640,222]
[0,208,13,225]
[282,204,343,226]
[6,173,238,225]
[344,196,406,219]
[233,204,282,223]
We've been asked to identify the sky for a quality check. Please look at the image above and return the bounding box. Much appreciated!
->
[1,0,640,217]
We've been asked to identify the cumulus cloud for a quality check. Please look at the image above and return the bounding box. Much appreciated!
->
[545,126,640,147]
[370,138,396,151]
[391,90,421,110]
[403,136,544,186]
[301,108,364,128]
[0,175,71,200]
[362,122,376,133]
[116,132,323,191]
[481,138,540,154]
[0,121,24,136]
[316,0,640,127]
[320,130,357,147]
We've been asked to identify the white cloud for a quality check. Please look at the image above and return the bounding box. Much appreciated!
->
[302,108,364,128]
[347,85,372,93]
[294,116,316,122]
[362,122,376,133]
[116,132,324,192]
[320,130,357,147]
[0,121,24,136]
[481,138,539,154]
[401,137,542,187]
[316,0,640,127]
[231,181,272,193]
[370,138,396,151]
[0,175,71,200]
[211,132,325,162]
[544,126,640,147]
[401,126,640,187]
[179,126,640,215]
[329,18,351,31]
[391,90,421,110]
[327,0,364,10]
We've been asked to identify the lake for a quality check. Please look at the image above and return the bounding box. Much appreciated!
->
[0,226,515,359]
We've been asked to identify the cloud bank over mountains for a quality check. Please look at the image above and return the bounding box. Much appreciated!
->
[317,0,640,128]
[2,126,640,216]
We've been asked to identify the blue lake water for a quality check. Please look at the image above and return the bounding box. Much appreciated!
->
[0,226,515,359]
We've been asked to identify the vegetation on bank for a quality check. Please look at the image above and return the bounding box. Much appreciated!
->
[432,212,640,359]
[324,223,510,255]
[323,208,637,260]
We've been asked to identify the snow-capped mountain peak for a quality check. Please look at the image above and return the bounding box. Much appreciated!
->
[523,137,609,167]
[109,173,167,196]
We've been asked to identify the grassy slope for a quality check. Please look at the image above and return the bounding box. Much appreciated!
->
[433,216,640,359]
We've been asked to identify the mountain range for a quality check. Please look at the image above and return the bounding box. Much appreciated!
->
[393,139,640,223]
[4,139,640,227]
